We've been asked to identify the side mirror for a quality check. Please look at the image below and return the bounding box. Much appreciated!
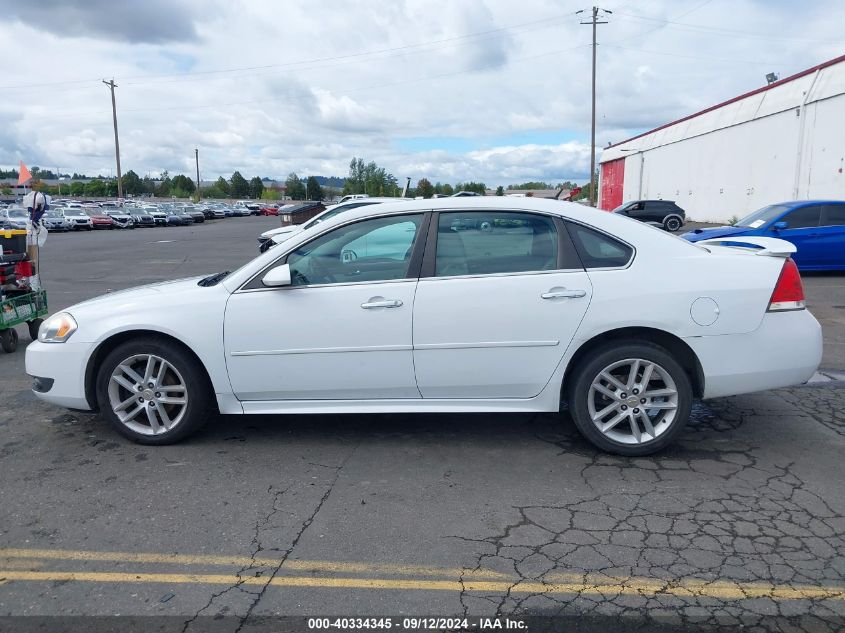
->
[772,221,788,231]
[262,263,292,287]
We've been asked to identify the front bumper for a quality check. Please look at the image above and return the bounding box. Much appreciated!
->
[686,309,823,399]
[26,341,94,410]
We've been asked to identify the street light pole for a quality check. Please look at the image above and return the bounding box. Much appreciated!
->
[578,7,610,207]
[195,148,201,200]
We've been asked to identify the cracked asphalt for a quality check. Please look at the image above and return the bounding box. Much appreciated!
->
[1,216,844,631]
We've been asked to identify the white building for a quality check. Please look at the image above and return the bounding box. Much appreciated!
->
[598,54,845,223]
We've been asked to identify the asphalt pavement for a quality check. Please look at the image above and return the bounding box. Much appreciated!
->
[0,216,843,632]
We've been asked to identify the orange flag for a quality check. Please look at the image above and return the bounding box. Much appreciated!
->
[18,161,32,185]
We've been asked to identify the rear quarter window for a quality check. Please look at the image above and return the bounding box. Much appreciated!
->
[565,222,634,269]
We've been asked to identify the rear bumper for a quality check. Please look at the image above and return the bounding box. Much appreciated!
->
[686,309,822,399]
[25,341,94,410]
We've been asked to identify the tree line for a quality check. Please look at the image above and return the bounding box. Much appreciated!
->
[2,159,591,201]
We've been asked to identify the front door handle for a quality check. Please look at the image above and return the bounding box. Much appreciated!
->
[541,290,586,300]
[361,299,403,309]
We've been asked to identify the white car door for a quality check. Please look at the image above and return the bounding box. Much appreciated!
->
[224,213,428,401]
[412,211,594,399]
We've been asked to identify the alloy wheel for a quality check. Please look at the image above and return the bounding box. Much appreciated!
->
[587,358,678,445]
[107,354,189,436]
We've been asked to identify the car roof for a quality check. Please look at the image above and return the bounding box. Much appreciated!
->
[311,196,688,240]
[770,200,845,207]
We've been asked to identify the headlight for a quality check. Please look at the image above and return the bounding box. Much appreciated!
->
[38,312,78,343]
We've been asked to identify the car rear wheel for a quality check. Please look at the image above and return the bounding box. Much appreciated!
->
[567,342,692,455]
[663,216,682,232]
[95,338,213,445]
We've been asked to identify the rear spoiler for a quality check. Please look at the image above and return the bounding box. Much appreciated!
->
[697,236,797,258]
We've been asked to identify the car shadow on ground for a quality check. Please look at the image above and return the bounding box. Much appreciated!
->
[176,399,748,460]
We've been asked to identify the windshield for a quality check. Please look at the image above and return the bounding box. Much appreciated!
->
[45,211,63,217]
[735,204,790,228]
[8,209,26,218]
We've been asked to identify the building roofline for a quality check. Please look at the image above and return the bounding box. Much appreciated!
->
[606,53,845,150]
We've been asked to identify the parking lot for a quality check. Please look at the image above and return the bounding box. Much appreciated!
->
[1,215,844,630]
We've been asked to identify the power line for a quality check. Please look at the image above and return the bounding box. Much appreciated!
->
[609,0,715,44]
[601,44,786,66]
[13,42,593,125]
[611,4,841,43]
[0,12,580,92]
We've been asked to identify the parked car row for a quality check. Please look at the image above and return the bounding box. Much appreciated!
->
[1,199,276,231]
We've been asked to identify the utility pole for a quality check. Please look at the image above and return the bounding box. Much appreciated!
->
[578,7,611,207]
[102,79,123,199]
[195,148,201,200]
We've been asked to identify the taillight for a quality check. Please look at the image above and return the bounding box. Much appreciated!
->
[767,258,805,312]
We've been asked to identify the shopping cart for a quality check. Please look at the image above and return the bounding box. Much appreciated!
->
[0,290,47,353]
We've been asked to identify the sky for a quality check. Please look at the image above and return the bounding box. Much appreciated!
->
[0,0,841,187]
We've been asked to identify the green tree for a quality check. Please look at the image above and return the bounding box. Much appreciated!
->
[285,173,306,200]
[249,177,265,199]
[260,189,281,201]
[442,183,454,196]
[507,181,553,190]
[171,174,196,195]
[343,157,398,197]
[306,176,324,201]
[456,181,486,195]
[201,186,227,199]
[215,176,230,196]
[1,185,12,195]
[416,178,434,199]
[230,171,249,198]
[155,171,172,197]
[70,181,86,196]
[85,179,107,197]
[495,186,504,196]
[120,170,143,195]
[571,173,596,202]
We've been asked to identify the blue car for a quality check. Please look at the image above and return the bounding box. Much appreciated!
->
[681,200,845,271]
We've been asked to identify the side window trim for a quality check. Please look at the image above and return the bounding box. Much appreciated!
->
[239,211,431,291]
[419,210,583,280]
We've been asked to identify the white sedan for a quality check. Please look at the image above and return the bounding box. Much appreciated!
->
[26,198,822,455]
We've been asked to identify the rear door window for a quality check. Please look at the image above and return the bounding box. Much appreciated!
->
[434,212,559,277]
[820,204,845,227]
[783,205,821,229]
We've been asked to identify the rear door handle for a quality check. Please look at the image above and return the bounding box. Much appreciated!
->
[541,290,586,299]
[361,299,403,309]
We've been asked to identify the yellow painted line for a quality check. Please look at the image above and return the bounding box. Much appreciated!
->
[0,548,506,580]
[0,570,843,600]
[0,559,41,570]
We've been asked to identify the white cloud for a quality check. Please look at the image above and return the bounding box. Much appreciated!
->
[0,0,841,185]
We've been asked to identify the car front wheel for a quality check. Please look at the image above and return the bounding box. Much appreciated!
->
[567,342,692,455]
[95,338,213,445]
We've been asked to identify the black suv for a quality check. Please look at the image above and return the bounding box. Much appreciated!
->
[612,200,686,232]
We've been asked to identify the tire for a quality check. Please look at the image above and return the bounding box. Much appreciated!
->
[663,216,682,232]
[0,328,18,353]
[28,318,43,341]
[566,341,692,456]
[95,337,214,445]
